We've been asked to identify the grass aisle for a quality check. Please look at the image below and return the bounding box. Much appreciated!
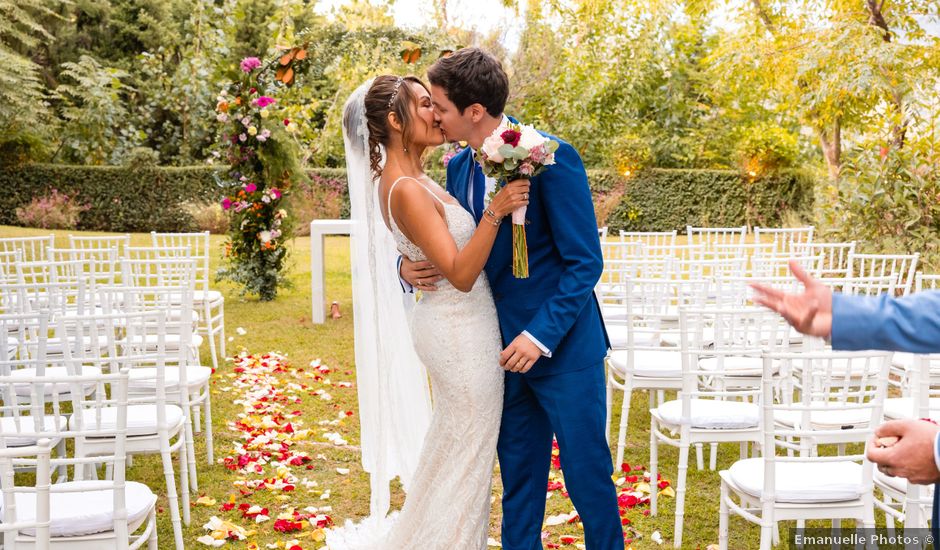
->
[1,225,772,549]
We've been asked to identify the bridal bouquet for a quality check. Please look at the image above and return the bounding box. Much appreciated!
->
[479,121,559,278]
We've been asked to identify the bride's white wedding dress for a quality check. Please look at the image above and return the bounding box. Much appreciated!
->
[326,176,505,550]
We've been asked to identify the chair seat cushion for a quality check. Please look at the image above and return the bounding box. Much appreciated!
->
[727,458,864,503]
[0,415,68,446]
[882,397,940,421]
[9,366,102,397]
[609,349,682,378]
[773,405,872,430]
[874,469,935,498]
[194,289,223,304]
[71,404,184,436]
[654,398,759,429]
[127,365,212,390]
[3,480,156,537]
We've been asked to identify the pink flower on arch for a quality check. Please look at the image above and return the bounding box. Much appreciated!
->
[252,96,276,108]
[221,197,232,210]
[240,57,262,73]
[244,183,257,193]
[270,188,282,199]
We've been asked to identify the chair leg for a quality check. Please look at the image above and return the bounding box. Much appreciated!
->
[193,404,202,434]
[719,480,729,550]
[205,318,219,371]
[696,443,704,470]
[615,375,634,467]
[674,440,690,548]
[160,439,185,550]
[217,301,226,359]
[185,418,198,494]
[147,512,159,549]
[204,390,214,464]
[179,437,190,526]
[650,418,659,515]
[709,443,718,470]
[759,504,774,550]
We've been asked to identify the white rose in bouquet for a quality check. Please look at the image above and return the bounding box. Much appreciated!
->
[518,124,546,151]
[480,134,506,163]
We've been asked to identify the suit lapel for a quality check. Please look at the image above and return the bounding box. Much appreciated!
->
[450,149,474,215]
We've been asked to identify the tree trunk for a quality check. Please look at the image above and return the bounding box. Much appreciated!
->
[818,119,841,180]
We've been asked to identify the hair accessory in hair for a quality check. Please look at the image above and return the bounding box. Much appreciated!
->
[386,77,404,109]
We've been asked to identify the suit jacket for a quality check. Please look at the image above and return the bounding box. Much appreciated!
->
[831,291,940,353]
[445,124,610,377]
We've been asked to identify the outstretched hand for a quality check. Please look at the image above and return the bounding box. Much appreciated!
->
[749,260,833,338]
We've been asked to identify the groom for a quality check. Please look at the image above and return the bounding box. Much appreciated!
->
[400,48,623,549]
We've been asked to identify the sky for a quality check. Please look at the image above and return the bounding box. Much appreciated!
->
[315,0,527,50]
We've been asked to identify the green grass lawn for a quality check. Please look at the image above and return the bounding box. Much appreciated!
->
[2,225,870,549]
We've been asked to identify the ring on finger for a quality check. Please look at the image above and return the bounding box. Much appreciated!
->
[523,192,529,200]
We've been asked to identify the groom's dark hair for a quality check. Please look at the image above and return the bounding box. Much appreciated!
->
[427,48,508,117]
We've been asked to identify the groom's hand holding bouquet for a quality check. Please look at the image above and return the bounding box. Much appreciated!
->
[479,120,558,279]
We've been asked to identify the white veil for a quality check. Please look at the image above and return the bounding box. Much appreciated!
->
[341,79,433,518]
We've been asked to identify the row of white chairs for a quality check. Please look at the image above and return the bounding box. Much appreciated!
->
[0,232,225,371]
[0,258,211,549]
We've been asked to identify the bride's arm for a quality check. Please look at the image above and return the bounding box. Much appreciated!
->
[392,179,529,293]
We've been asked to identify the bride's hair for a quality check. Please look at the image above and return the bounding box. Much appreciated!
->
[362,75,428,177]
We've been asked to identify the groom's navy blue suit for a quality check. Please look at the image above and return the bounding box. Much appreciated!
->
[446,121,623,549]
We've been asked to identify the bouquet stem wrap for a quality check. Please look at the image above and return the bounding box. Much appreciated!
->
[510,204,529,278]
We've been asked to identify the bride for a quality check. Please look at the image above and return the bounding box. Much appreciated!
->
[328,76,530,549]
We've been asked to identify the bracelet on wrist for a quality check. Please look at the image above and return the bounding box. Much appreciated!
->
[483,208,501,226]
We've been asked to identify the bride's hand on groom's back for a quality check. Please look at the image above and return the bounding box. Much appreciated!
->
[401,257,443,291]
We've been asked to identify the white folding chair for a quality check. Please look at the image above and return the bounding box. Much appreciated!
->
[605,278,685,468]
[151,232,225,371]
[650,307,766,548]
[916,273,940,292]
[0,439,53,550]
[718,350,890,550]
[598,226,608,240]
[0,368,159,550]
[753,226,814,255]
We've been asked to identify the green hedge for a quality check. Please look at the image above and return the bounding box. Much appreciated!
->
[0,164,813,233]
[599,168,815,233]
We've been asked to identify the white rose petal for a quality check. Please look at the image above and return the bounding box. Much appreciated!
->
[196,535,226,547]
[336,467,350,475]
[652,530,664,544]
[236,327,247,336]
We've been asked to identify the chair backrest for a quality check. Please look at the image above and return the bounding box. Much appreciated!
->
[679,256,747,282]
[0,311,48,363]
[0,250,22,286]
[685,226,747,252]
[848,252,919,295]
[150,232,211,292]
[67,234,130,257]
[644,243,706,264]
[597,226,608,240]
[750,253,824,278]
[618,230,677,249]
[759,350,890,502]
[47,247,120,286]
[601,240,644,263]
[915,273,940,293]
[753,226,815,254]
[120,256,197,293]
[0,439,52,550]
[0,236,54,264]
[817,275,898,297]
[793,241,857,278]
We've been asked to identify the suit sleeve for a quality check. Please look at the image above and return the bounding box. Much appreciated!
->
[522,142,603,353]
[831,290,940,353]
